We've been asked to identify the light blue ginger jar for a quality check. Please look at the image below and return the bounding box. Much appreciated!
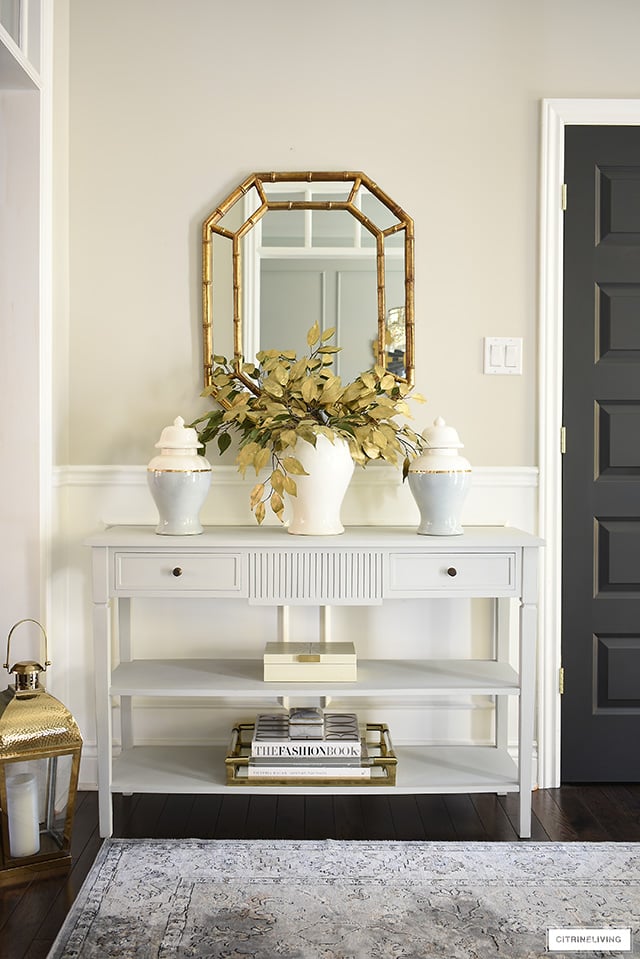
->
[408,416,471,536]
[147,416,211,535]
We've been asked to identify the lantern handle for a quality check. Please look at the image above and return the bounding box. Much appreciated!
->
[4,619,51,673]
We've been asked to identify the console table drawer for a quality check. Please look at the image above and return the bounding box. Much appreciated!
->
[386,551,517,596]
[114,552,245,595]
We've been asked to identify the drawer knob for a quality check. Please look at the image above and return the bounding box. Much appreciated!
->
[172,567,183,577]
[446,566,457,577]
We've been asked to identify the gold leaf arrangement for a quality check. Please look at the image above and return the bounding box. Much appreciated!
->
[191,324,425,523]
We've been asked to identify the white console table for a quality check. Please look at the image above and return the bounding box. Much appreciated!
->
[87,525,541,838]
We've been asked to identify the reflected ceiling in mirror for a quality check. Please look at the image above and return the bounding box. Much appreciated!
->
[202,172,414,395]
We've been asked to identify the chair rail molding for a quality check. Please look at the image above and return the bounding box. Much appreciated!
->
[539,97,640,789]
[53,463,538,529]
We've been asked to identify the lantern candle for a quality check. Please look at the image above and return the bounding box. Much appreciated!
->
[6,773,40,858]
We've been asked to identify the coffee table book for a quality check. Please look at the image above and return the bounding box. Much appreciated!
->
[226,722,397,786]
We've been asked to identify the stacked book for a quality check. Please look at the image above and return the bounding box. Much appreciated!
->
[248,707,370,779]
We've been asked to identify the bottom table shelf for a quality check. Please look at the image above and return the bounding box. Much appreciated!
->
[110,743,520,796]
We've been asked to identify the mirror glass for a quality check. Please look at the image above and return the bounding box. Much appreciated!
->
[202,172,414,393]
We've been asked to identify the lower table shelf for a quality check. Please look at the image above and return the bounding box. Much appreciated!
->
[111,743,519,796]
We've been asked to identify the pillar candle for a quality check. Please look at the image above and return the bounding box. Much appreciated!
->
[6,773,40,858]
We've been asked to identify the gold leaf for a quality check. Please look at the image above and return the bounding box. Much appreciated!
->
[307,322,321,346]
[273,364,289,385]
[301,378,318,403]
[263,378,284,398]
[271,491,284,518]
[288,357,308,378]
[237,442,259,471]
[282,456,309,476]
[254,501,266,525]
[270,469,285,494]
[279,429,298,449]
[321,326,336,342]
[283,475,297,496]
[249,483,265,509]
[253,446,271,474]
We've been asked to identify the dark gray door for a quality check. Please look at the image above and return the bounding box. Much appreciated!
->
[562,126,640,781]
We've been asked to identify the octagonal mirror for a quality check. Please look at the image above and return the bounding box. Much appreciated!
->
[202,171,414,394]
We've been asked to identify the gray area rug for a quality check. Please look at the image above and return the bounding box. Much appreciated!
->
[48,839,640,958]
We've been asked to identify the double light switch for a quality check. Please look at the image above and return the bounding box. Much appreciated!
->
[483,337,523,375]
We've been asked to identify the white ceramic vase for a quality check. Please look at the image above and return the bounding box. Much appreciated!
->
[286,434,355,535]
[407,416,472,536]
[147,416,211,535]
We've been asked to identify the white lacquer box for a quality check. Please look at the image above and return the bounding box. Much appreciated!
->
[263,642,357,682]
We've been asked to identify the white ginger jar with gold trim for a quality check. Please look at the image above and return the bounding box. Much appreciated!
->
[407,416,471,536]
[147,416,211,535]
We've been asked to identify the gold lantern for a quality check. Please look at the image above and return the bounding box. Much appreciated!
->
[0,619,82,885]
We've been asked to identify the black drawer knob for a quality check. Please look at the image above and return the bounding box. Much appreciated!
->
[447,567,457,577]
[172,567,183,577]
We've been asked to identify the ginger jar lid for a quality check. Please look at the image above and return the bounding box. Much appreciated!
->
[422,416,464,450]
[155,416,203,451]
[148,416,211,472]
[408,416,471,473]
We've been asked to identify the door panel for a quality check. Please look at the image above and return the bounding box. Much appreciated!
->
[562,126,640,781]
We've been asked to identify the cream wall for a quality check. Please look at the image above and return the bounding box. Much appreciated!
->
[59,0,640,469]
[50,0,640,788]
[60,0,640,468]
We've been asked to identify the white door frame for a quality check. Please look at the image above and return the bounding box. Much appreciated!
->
[538,99,640,788]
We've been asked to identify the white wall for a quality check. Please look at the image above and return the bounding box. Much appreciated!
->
[50,0,640,787]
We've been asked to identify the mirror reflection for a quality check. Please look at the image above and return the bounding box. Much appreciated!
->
[202,172,414,394]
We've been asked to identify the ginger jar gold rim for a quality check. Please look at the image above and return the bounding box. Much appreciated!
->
[147,467,212,473]
[408,468,472,475]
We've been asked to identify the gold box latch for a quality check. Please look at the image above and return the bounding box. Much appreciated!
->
[296,654,321,663]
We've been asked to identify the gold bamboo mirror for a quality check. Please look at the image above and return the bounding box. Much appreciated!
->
[202,171,415,393]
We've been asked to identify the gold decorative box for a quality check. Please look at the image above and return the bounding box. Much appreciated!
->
[263,642,357,682]
[225,722,397,786]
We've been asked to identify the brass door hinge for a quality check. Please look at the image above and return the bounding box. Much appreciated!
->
[561,183,568,211]
[560,426,567,454]
[559,667,565,695]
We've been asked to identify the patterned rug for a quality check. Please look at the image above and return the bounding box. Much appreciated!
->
[48,840,639,958]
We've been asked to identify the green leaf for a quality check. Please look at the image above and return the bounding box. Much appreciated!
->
[217,432,232,454]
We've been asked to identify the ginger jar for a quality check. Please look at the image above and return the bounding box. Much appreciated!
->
[407,416,471,536]
[147,416,211,535]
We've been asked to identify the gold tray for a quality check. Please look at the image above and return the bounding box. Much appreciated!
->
[225,722,397,787]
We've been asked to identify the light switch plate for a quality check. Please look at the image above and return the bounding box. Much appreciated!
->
[483,337,523,375]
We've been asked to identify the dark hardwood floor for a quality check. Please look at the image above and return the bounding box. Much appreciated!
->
[3,785,640,958]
